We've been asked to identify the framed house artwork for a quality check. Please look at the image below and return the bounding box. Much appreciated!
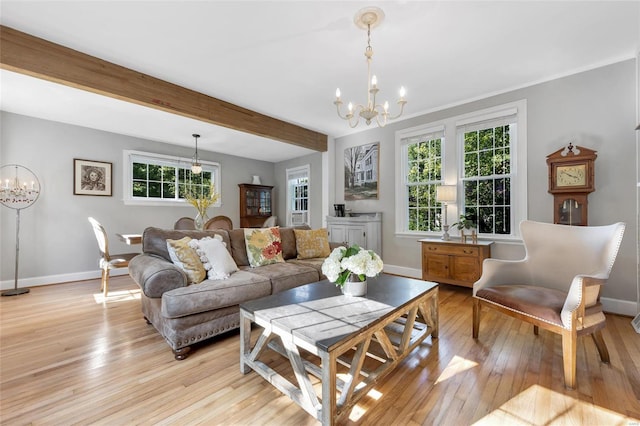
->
[74,159,112,196]
[344,142,379,200]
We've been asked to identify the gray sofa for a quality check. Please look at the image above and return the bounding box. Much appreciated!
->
[128,225,331,360]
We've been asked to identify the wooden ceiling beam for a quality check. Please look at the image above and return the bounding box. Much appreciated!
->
[0,25,327,152]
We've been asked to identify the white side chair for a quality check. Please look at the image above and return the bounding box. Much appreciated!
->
[473,220,625,389]
[262,216,277,228]
[88,217,139,297]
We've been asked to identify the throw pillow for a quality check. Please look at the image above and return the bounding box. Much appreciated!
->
[189,236,239,280]
[244,227,284,267]
[166,237,206,284]
[294,228,331,259]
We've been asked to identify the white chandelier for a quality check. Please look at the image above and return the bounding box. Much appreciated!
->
[334,7,407,128]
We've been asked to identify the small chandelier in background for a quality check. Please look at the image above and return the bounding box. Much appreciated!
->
[191,133,202,175]
[334,6,407,128]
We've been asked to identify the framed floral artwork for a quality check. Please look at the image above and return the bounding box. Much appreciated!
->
[74,159,112,196]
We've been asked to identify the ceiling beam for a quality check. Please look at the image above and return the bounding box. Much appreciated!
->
[0,25,327,152]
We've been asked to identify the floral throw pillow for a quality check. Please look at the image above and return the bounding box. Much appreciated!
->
[166,236,206,284]
[294,228,330,259]
[244,227,284,267]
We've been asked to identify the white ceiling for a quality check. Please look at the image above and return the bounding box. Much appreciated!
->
[1,1,638,162]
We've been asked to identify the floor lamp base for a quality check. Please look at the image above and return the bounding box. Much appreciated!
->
[2,287,30,296]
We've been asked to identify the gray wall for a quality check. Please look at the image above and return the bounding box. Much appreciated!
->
[0,112,274,284]
[332,59,637,307]
[274,151,324,229]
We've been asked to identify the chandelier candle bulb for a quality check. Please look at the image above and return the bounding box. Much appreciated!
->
[335,88,341,100]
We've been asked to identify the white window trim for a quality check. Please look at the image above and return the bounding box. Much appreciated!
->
[395,99,527,240]
[286,164,310,226]
[122,149,222,207]
[395,123,447,237]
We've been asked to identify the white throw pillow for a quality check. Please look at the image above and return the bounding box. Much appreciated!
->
[189,236,238,280]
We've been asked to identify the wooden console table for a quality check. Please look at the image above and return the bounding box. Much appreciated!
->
[419,238,493,288]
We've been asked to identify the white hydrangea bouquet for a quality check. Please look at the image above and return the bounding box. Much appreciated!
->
[321,244,383,287]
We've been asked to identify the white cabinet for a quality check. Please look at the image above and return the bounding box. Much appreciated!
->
[326,212,382,256]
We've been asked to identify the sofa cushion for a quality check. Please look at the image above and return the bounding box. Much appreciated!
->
[244,227,285,267]
[288,258,328,280]
[294,228,330,259]
[241,262,319,293]
[189,236,239,280]
[161,270,271,318]
[167,236,206,284]
[228,228,250,266]
[143,227,230,261]
[278,227,298,260]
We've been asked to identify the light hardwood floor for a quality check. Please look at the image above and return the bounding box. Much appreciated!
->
[1,276,639,425]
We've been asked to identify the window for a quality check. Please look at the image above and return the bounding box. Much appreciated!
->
[399,126,444,232]
[123,150,221,206]
[286,165,310,226]
[396,100,527,239]
[459,115,515,235]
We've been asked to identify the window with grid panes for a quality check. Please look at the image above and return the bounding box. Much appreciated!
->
[459,115,515,235]
[286,165,310,226]
[402,127,443,232]
[123,150,220,206]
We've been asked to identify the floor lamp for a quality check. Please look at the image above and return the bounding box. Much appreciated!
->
[1,164,41,296]
[436,185,457,241]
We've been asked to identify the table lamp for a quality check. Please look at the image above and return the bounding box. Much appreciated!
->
[436,185,456,241]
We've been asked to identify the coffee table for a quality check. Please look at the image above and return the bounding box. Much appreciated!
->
[240,274,438,425]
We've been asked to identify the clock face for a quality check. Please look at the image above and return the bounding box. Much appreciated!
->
[556,164,586,187]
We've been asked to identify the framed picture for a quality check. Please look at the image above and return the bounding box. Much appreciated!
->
[344,142,379,200]
[74,159,112,196]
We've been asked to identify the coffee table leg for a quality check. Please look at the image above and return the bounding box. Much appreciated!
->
[240,309,252,374]
[430,290,439,339]
[321,350,337,426]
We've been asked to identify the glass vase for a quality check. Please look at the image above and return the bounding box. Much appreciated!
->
[342,274,367,297]
[194,212,209,231]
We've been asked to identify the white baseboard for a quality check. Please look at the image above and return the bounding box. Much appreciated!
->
[383,264,422,280]
[600,297,638,317]
[0,269,130,291]
[4,266,637,317]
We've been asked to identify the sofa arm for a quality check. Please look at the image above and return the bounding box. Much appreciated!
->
[128,254,187,298]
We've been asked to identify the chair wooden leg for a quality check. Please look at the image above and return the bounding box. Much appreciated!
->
[472,298,480,339]
[102,269,109,297]
[561,329,577,389]
[591,330,610,364]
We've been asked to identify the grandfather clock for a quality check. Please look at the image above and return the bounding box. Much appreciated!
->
[546,143,596,226]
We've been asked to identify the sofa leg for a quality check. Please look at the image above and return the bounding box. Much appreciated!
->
[174,346,191,360]
[144,316,151,325]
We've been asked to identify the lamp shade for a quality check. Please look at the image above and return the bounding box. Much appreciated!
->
[436,185,457,203]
